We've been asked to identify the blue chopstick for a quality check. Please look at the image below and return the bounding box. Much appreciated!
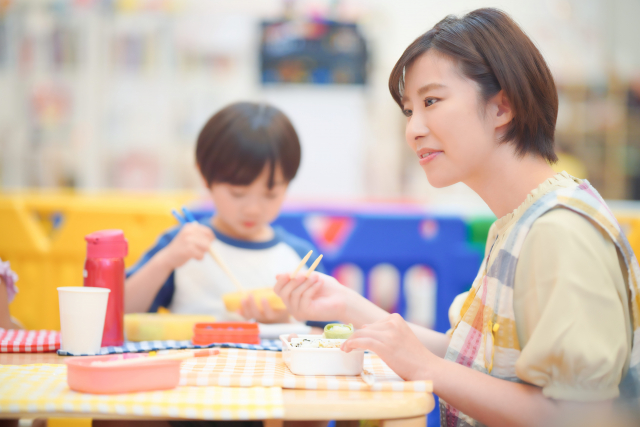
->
[172,209,187,225]
[182,207,197,223]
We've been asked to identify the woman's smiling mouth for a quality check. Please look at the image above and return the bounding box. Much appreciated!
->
[417,148,443,165]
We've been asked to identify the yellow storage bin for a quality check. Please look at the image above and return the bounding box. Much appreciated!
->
[0,191,196,330]
[124,313,216,341]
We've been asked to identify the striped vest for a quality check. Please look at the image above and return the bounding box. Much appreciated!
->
[440,180,640,426]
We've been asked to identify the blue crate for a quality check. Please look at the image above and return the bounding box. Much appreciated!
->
[273,211,481,333]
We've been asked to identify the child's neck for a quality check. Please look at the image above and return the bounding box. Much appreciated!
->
[464,146,558,219]
[211,216,274,242]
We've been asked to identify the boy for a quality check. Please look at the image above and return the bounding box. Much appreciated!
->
[125,102,321,323]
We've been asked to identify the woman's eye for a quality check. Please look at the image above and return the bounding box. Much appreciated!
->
[424,98,437,107]
[402,109,412,117]
[230,190,246,198]
[266,193,278,200]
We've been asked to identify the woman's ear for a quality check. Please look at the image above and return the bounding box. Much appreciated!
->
[488,90,514,129]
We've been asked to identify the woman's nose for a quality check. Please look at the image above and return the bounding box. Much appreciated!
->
[406,115,429,144]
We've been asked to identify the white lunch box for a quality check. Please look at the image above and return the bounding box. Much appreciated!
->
[280,334,365,376]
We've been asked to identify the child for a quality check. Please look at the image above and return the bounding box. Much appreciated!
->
[274,8,640,427]
[0,259,20,330]
[125,102,322,323]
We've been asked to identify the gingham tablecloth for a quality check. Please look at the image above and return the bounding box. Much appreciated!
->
[180,348,432,392]
[57,339,281,356]
[0,329,60,353]
[0,364,283,420]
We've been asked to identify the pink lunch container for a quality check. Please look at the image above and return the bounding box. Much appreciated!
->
[65,354,181,394]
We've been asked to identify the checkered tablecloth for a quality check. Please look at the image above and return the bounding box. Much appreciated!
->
[0,329,60,353]
[180,348,432,392]
[0,364,283,420]
[57,339,281,356]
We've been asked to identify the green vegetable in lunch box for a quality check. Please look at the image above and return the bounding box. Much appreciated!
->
[323,323,354,339]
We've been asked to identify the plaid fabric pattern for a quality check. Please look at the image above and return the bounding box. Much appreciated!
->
[0,329,60,353]
[180,348,432,392]
[57,339,281,356]
[0,364,284,420]
[441,180,640,427]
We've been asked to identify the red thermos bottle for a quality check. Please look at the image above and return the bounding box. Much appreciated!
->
[84,230,128,347]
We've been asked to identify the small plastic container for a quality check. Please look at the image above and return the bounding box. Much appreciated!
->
[124,313,216,342]
[192,322,260,345]
[65,354,181,394]
[280,334,365,376]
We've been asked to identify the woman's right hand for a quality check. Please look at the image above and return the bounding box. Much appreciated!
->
[162,222,215,269]
[274,272,352,322]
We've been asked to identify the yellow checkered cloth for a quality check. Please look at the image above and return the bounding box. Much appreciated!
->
[0,364,283,420]
[180,349,432,392]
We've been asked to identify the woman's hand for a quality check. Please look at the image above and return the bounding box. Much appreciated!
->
[274,272,351,322]
[239,296,290,324]
[162,223,215,269]
[341,313,434,381]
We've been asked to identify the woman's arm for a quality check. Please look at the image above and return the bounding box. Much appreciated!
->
[342,314,612,427]
[274,272,450,357]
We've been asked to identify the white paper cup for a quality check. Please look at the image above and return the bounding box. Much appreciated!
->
[58,287,110,354]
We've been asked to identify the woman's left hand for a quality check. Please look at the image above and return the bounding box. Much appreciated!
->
[239,295,290,324]
[341,313,435,381]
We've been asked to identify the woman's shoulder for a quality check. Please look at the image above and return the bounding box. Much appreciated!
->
[531,207,612,247]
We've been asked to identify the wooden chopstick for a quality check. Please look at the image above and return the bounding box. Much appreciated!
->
[90,349,219,367]
[208,247,245,293]
[305,254,323,278]
[290,250,313,278]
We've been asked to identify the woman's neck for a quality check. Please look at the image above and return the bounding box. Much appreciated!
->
[464,145,557,219]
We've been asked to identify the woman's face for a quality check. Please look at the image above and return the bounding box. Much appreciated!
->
[402,50,500,188]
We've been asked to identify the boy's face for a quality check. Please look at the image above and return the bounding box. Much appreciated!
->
[208,165,289,241]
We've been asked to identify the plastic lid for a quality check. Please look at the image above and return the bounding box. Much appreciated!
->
[85,230,128,259]
[192,322,260,345]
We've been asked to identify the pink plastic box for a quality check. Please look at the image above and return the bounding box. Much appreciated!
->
[65,354,181,394]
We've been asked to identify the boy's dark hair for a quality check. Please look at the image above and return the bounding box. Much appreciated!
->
[196,102,301,188]
[389,8,558,163]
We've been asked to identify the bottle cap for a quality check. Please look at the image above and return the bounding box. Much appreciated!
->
[85,229,128,259]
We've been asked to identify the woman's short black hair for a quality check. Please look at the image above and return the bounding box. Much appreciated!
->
[389,8,558,163]
[196,102,301,188]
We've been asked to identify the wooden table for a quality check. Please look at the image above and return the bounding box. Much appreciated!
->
[0,353,435,427]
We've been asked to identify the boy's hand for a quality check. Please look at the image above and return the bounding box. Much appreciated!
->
[274,272,349,322]
[239,296,290,324]
[341,313,433,381]
[162,223,215,269]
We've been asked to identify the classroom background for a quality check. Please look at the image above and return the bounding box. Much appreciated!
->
[1,0,640,342]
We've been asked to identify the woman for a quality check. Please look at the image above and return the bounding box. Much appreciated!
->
[274,8,640,427]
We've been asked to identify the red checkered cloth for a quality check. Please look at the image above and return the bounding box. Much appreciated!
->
[0,329,60,353]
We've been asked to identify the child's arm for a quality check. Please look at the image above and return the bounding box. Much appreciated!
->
[125,223,214,313]
[274,272,450,357]
[0,277,20,329]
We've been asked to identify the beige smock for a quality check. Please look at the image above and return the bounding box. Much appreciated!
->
[450,171,631,401]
